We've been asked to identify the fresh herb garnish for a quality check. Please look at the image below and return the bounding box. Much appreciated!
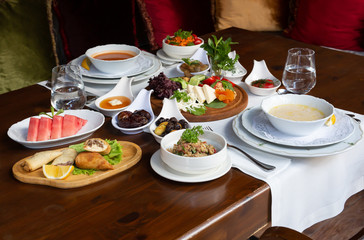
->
[171,90,190,102]
[201,35,239,76]
[181,126,204,143]
[39,106,64,118]
[205,99,227,108]
[189,106,206,116]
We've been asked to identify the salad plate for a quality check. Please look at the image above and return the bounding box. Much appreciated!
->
[233,109,363,157]
[72,52,154,79]
[7,110,105,149]
[242,107,355,147]
[150,150,231,183]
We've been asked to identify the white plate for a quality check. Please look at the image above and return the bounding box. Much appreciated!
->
[7,110,105,149]
[156,49,184,63]
[233,109,363,157]
[73,52,154,79]
[82,52,162,84]
[150,150,232,183]
[242,107,355,147]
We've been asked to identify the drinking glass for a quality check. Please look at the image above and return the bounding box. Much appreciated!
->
[282,48,316,94]
[51,64,86,110]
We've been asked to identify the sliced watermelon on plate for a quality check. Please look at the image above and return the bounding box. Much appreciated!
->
[27,117,40,141]
[50,115,63,140]
[37,117,52,141]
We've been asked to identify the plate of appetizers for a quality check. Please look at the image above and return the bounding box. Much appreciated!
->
[242,107,355,147]
[73,52,154,79]
[7,110,105,149]
[233,109,363,157]
[12,139,142,188]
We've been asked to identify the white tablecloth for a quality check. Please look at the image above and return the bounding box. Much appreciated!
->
[39,69,364,232]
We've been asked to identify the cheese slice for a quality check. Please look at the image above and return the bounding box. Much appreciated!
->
[193,86,206,103]
[187,84,195,96]
[202,84,216,104]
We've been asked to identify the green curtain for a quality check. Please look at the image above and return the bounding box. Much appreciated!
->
[0,0,55,94]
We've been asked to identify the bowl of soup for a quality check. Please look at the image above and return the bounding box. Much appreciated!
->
[261,94,334,136]
[85,44,141,74]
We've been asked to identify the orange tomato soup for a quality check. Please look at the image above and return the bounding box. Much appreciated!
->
[99,96,131,109]
[92,51,136,61]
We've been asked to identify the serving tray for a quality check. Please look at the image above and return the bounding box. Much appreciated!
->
[12,141,142,189]
[151,85,248,122]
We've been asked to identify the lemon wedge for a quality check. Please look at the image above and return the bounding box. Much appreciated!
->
[43,165,74,180]
[325,114,336,126]
[81,57,91,71]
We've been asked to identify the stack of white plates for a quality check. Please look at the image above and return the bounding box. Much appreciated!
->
[71,51,163,85]
[156,49,184,65]
[232,107,363,157]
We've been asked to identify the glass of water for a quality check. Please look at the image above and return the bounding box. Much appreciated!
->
[282,48,316,94]
[51,64,86,110]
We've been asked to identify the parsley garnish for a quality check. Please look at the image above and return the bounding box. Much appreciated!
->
[181,126,204,143]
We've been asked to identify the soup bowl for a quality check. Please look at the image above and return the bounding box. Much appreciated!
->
[160,129,227,174]
[85,44,141,74]
[261,94,334,136]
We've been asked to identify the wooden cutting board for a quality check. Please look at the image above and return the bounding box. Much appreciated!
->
[12,141,142,189]
[151,85,248,122]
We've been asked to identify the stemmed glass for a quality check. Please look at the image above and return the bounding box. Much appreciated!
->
[282,48,316,94]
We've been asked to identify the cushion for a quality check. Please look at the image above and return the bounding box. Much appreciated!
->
[286,0,364,51]
[214,0,290,31]
[0,0,55,94]
[140,0,215,48]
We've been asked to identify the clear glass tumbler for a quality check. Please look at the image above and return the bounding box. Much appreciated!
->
[282,48,316,94]
[50,64,86,110]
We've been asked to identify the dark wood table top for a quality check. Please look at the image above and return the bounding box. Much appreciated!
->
[1,28,363,240]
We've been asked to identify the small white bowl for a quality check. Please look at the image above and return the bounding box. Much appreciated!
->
[162,38,203,59]
[160,129,227,174]
[85,44,141,74]
[245,60,281,96]
[95,77,134,117]
[261,94,334,136]
[150,98,190,143]
[223,51,247,83]
[111,89,155,134]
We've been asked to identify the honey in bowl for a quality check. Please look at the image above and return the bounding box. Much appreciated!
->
[99,96,131,109]
[92,51,136,61]
[269,104,324,121]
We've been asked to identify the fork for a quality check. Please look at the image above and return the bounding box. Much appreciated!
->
[203,126,276,171]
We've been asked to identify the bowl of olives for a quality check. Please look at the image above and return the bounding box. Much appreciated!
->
[150,98,190,143]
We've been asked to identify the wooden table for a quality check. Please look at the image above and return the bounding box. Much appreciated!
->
[1,28,363,240]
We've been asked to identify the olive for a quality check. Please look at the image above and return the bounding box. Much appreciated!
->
[174,123,182,130]
[155,117,167,126]
[170,117,177,123]
[178,119,188,129]
[165,122,175,133]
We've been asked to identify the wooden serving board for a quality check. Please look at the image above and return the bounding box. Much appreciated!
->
[12,141,142,189]
[151,85,249,122]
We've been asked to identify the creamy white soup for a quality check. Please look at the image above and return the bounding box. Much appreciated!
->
[269,104,324,121]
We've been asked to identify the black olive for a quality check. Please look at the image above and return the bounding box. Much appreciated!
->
[165,122,175,133]
[174,123,182,130]
[155,117,167,126]
[178,119,189,129]
[170,117,177,123]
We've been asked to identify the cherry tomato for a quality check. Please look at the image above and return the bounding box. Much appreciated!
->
[194,38,202,45]
[251,79,274,88]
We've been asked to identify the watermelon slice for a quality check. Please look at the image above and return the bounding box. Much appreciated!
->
[37,117,52,141]
[50,115,63,140]
[62,114,86,137]
[27,117,40,141]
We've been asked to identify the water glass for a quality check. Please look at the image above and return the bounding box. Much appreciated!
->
[282,48,316,94]
[51,65,86,110]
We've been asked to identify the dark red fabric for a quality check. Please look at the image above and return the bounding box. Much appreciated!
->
[53,0,138,62]
[143,0,215,47]
[286,0,364,51]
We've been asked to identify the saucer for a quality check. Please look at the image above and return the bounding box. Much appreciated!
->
[233,110,363,158]
[150,150,232,183]
[73,52,154,79]
[156,49,184,63]
[242,107,355,147]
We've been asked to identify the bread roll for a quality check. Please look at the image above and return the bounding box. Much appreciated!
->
[52,148,77,166]
[22,150,63,172]
[75,152,113,170]
[83,138,111,155]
